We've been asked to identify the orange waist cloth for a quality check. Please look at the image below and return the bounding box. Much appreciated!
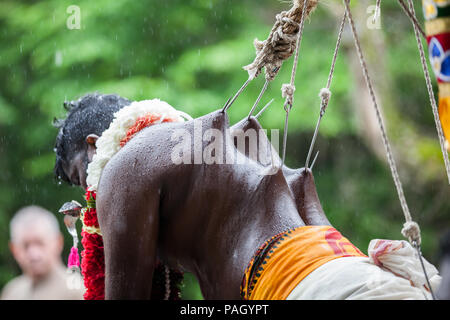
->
[240,225,367,300]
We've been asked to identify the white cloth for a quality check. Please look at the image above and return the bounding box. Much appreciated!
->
[287,239,441,300]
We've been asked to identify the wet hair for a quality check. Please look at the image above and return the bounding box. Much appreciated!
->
[53,92,185,299]
[53,93,131,184]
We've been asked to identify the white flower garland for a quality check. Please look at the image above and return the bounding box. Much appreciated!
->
[86,99,192,190]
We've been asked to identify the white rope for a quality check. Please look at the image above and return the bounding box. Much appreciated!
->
[243,0,318,81]
[400,0,450,185]
[224,1,319,114]
[281,0,309,165]
[305,10,347,169]
[343,0,421,244]
[344,0,438,299]
[373,0,382,24]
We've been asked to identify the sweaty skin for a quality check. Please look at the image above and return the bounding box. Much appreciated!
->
[95,109,311,299]
[230,116,330,226]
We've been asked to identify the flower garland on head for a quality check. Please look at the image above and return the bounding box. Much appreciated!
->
[81,99,192,300]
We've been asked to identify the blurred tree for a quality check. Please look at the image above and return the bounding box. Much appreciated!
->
[0,0,448,299]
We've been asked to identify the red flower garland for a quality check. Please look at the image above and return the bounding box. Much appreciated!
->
[81,190,104,300]
[119,113,176,147]
[81,113,178,300]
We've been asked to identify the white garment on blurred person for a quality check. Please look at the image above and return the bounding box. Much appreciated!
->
[1,264,83,300]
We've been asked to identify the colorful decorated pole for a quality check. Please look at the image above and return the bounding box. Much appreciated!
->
[423,0,450,150]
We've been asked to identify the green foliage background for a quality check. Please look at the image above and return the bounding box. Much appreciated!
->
[0,0,448,299]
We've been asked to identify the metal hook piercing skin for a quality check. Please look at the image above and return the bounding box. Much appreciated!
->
[221,96,232,111]
[222,77,253,113]
[247,80,270,120]
[305,110,325,170]
[281,102,293,166]
[255,99,275,119]
[309,150,320,171]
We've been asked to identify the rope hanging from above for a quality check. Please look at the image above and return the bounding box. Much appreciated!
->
[304,10,347,169]
[223,0,319,113]
[280,0,310,165]
[343,0,436,299]
[399,0,450,185]
[243,0,319,81]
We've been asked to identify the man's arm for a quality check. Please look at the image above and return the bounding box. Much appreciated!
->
[96,159,160,300]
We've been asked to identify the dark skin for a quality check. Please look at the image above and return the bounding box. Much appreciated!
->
[63,109,329,299]
[230,117,330,226]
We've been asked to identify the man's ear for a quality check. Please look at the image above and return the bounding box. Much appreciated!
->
[9,242,18,260]
[85,134,99,162]
[86,134,99,146]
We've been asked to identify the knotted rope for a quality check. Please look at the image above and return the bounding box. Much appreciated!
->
[281,0,310,164]
[344,0,420,246]
[223,0,319,113]
[305,10,347,169]
[344,0,435,299]
[243,0,319,81]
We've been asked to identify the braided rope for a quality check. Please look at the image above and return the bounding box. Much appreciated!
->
[244,0,319,81]
[223,0,319,114]
[400,0,450,185]
[397,0,426,38]
[344,0,437,299]
[281,0,309,165]
[305,10,347,169]
[343,0,419,243]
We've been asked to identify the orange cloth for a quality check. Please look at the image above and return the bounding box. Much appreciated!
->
[241,226,367,300]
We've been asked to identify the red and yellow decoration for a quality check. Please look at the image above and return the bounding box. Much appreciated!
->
[81,190,104,300]
[423,0,450,149]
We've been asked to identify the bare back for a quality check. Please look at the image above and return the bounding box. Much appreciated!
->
[96,109,304,299]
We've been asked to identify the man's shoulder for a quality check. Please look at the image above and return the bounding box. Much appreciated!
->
[1,275,29,300]
[103,120,192,184]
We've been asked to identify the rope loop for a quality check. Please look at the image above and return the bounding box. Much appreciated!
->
[243,0,318,81]
[319,87,331,114]
[281,83,296,106]
[401,221,422,246]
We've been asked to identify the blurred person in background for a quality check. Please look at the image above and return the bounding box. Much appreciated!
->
[1,205,84,300]
[437,230,450,300]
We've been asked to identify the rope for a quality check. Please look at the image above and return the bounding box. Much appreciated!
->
[244,0,319,81]
[281,0,309,165]
[343,0,420,244]
[344,0,438,299]
[373,0,381,24]
[397,0,426,38]
[224,0,319,114]
[400,0,450,185]
[305,10,347,169]
[248,79,270,119]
